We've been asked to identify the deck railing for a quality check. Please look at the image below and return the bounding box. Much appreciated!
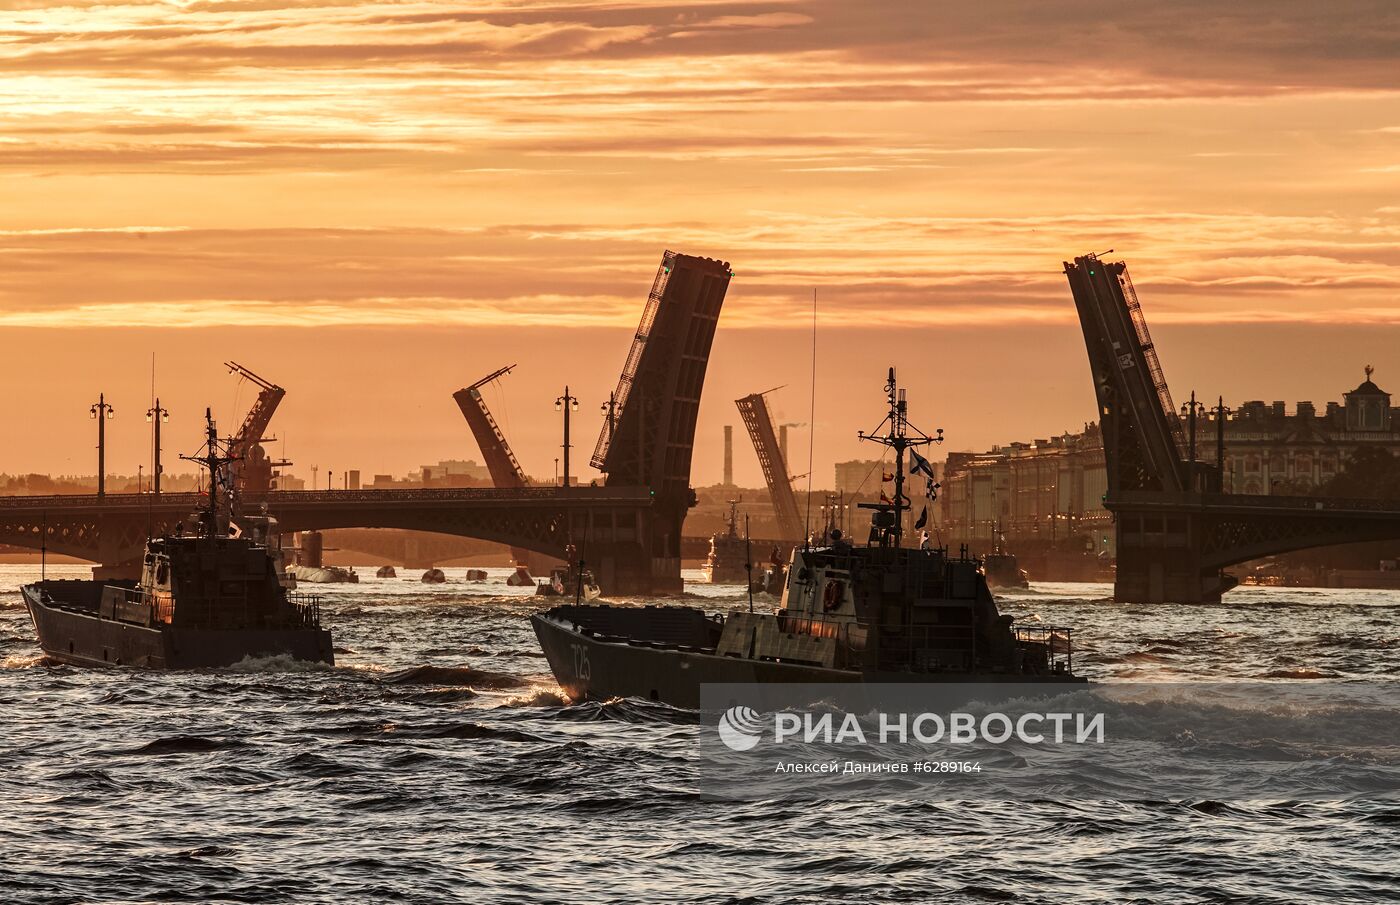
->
[287,593,322,628]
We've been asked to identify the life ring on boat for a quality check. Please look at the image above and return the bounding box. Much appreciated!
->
[822,578,845,612]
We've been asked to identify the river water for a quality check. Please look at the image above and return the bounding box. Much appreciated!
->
[2,564,1397,903]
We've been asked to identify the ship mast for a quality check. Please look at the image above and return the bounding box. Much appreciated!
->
[857,368,942,547]
[180,408,238,538]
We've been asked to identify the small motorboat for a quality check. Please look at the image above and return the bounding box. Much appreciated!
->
[506,564,533,587]
[288,564,359,584]
[421,568,447,584]
[375,565,397,579]
[535,565,601,600]
[465,569,488,581]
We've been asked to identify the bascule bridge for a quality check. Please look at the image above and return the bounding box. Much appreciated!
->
[1066,253,1400,603]
[0,251,730,595]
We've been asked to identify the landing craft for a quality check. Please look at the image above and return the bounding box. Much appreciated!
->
[22,410,334,669]
[532,370,1083,709]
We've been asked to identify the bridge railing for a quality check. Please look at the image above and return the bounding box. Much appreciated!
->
[0,485,656,509]
[1113,490,1400,515]
[0,492,203,509]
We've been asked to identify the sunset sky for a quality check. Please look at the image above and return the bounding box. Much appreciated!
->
[2,1,1398,487]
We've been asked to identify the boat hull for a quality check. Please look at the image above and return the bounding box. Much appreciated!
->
[532,612,851,709]
[532,608,1087,710]
[24,585,335,669]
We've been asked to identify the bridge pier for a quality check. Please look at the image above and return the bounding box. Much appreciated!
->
[1115,539,1227,604]
[93,512,143,581]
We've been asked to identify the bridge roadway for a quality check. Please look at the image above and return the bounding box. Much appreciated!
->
[1111,490,1400,601]
[0,486,683,594]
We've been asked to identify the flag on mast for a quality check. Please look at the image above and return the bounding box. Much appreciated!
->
[909,448,936,480]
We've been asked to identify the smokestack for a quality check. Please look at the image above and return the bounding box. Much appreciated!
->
[723,425,733,486]
[780,425,789,468]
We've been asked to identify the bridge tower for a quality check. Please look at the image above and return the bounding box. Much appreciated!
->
[592,250,732,592]
[454,365,529,490]
[1065,254,1226,602]
[225,361,288,498]
[454,365,541,570]
[735,389,804,540]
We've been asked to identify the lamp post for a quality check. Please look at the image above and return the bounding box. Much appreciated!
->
[1180,391,1207,491]
[90,394,114,498]
[600,392,617,448]
[1216,396,1232,492]
[555,386,579,488]
[1180,391,1207,464]
[146,398,169,496]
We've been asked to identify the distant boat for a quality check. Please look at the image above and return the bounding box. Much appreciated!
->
[702,500,751,583]
[465,569,488,581]
[288,564,359,584]
[536,565,601,600]
[751,543,789,596]
[984,525,1029,589]
[506,564,533,587]
[375,565,397,579]
[421,568,447,584]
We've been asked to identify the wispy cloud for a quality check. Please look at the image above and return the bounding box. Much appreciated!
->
[0,1,1397,333]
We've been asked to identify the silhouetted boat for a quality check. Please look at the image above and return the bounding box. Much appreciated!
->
[375,565,397,579]
[702,500,750,583]
[506,564,533,587]
[22,410,333,669]
[421,568,447,584]
[533,369,1080,707]
[984,527,1029,589]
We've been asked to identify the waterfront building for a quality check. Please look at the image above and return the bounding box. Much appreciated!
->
[938,368,1400,551]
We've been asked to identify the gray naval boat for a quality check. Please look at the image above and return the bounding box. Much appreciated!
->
[23,410,333,669]
[533,369,1083,708]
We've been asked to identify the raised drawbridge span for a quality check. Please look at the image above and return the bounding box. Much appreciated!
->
[3,251,732,594]
[1066,253,1400,602]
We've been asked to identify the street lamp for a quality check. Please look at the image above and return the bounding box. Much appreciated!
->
[90,393,115,497]
[146,398,169,496]
[1176,389,1209,490]
[555,386,579,488]
[600,392,618,447]
[1215,396,1233,492]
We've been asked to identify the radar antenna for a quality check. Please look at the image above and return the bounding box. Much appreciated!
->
[856,368,943,547]
[179,408,240,538]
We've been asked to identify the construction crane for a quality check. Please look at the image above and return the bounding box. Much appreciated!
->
[736,388,805,541]
[224,361,287,496]
[453,365,529,489]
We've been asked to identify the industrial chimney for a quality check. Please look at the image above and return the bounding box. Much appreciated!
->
[723,425,733,486]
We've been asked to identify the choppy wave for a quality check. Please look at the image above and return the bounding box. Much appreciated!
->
[379,664,526,689]
[1,563,1398,903]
